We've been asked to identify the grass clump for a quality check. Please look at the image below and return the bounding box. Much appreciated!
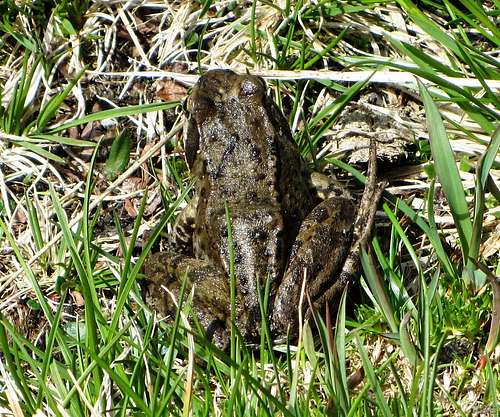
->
[0,0,498,416]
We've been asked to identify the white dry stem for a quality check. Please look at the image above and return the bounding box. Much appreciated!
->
[0,358,24,417]
[88,68,500,91]
[152,3,192,66]
[66,369,102,417]
[119,7,151,67]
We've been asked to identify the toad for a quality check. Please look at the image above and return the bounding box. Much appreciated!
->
[142,70,385,348]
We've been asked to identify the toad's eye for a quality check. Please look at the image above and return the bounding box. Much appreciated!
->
[240,79,259,96]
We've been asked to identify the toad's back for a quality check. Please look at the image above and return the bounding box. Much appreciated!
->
[184,70,315,333]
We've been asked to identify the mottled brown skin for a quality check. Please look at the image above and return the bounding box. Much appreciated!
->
[142,70,384,348]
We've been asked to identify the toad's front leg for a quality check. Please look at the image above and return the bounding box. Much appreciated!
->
[271,140,386,337]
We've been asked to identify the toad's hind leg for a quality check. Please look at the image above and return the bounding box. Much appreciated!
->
[142,249,231,350]
[271,194,358,335]
[271,140,386,336]
[310,141,387,314]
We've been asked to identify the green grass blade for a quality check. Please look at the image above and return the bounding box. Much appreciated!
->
[0,315,36,414]
[419,269,438,417]
[418,81,473,264]
[399,312,421,368]
[454,42,500,108]
[6,54,34,134]
[61,320,133,408]
[483,265,500,353]
[107,182,192,338]
[120,192,147,295]
[396,0,470,59]
[450,0,500,46]
[35,290,68,409]
[355,334,393,417]
[354,58,498,128]
[2,133,95,147]
[50,361,85,417]
[388,38,463,77]
[299,26,348,70]
[309,77,371,148]
[485,357,499,416]
[36,66,86,132]
[478,126,500,190]
[48,183,102,337]
[48,182,104,395]
[383,203,423,277]
[26,134,95,146]
[434,378,469,417]
[0,218,72,363]
[224,202,238,375]
[426,333,446,417]
[48,101,180,133]
[13,140,65,163]
[371,237,418,318]
[25,191,44,255]
[470,125,500,267]
[88,351,153,417]
[361,246,399,333]
[333,289,350,413]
